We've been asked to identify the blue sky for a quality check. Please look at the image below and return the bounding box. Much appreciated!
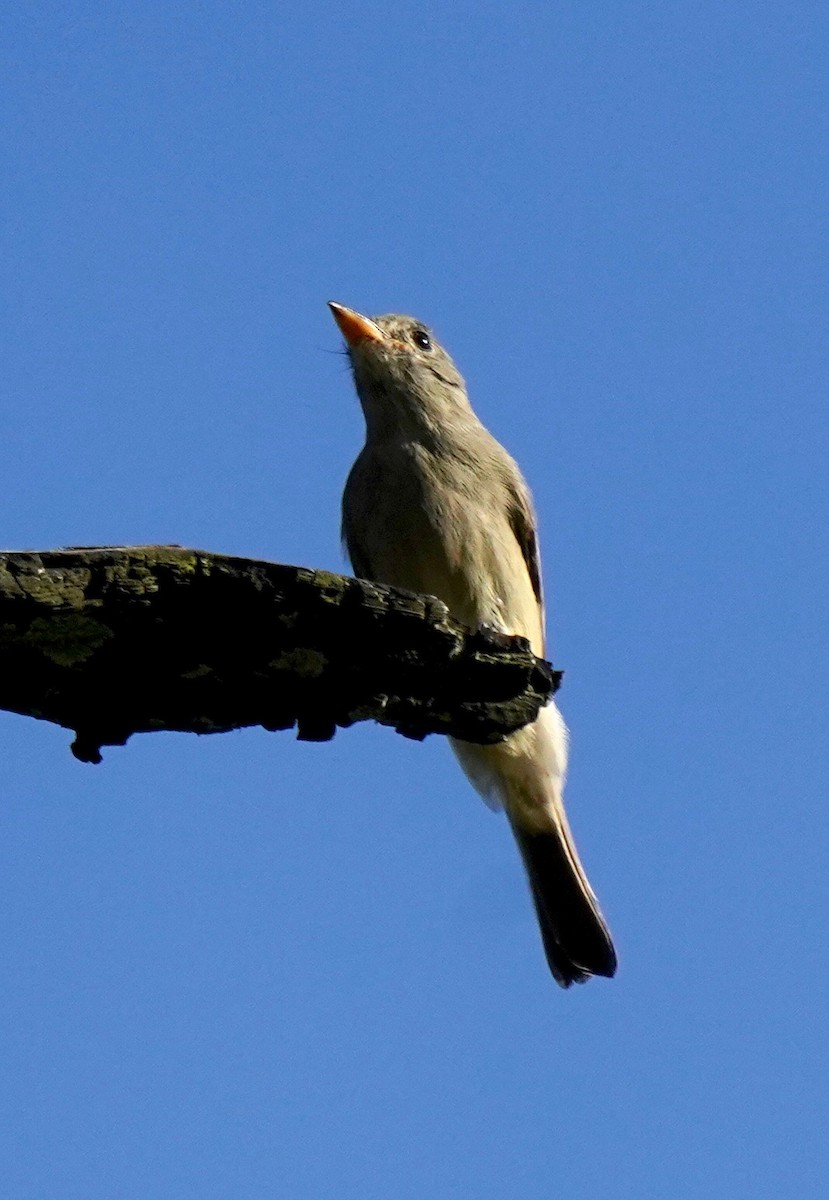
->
[2,3,826,1196]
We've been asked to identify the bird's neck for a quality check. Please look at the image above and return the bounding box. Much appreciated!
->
[359,392,481,454]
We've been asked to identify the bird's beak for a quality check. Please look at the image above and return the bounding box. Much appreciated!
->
[328,302,385,346]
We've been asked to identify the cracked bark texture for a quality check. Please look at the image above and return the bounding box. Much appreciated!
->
[0,546,560,763]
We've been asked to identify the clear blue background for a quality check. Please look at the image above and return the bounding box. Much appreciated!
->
[2,3,826,1197]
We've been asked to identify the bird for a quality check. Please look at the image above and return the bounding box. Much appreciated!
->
[329,301,616,986]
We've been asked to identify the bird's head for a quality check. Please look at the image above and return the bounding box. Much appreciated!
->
[329,302,472,441]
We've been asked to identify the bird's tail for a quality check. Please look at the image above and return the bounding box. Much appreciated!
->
[507,801,617,987]
[451,704,616,987]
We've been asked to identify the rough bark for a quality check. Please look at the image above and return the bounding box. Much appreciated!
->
[0,546,560,763]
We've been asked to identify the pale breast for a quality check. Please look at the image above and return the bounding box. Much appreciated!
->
[345,442,544,655]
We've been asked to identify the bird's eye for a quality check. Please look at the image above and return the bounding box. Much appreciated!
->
[411,329,432,351]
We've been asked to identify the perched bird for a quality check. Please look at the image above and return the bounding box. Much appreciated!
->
[329,301,616,986]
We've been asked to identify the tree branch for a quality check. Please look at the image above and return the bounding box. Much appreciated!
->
[0,546,560,763]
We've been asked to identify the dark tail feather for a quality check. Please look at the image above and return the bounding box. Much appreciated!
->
[509,818,617,987]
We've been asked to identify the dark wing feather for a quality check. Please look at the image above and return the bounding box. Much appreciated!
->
[507,475,544,614]
[342,525,374,580]
[341,453,376,580]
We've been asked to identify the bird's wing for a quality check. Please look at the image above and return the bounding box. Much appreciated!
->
[342,524,374,580]
[341,453,376,580]
[506,473,544,617]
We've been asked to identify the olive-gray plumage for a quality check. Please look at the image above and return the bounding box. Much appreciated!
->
[331,302,616,986]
